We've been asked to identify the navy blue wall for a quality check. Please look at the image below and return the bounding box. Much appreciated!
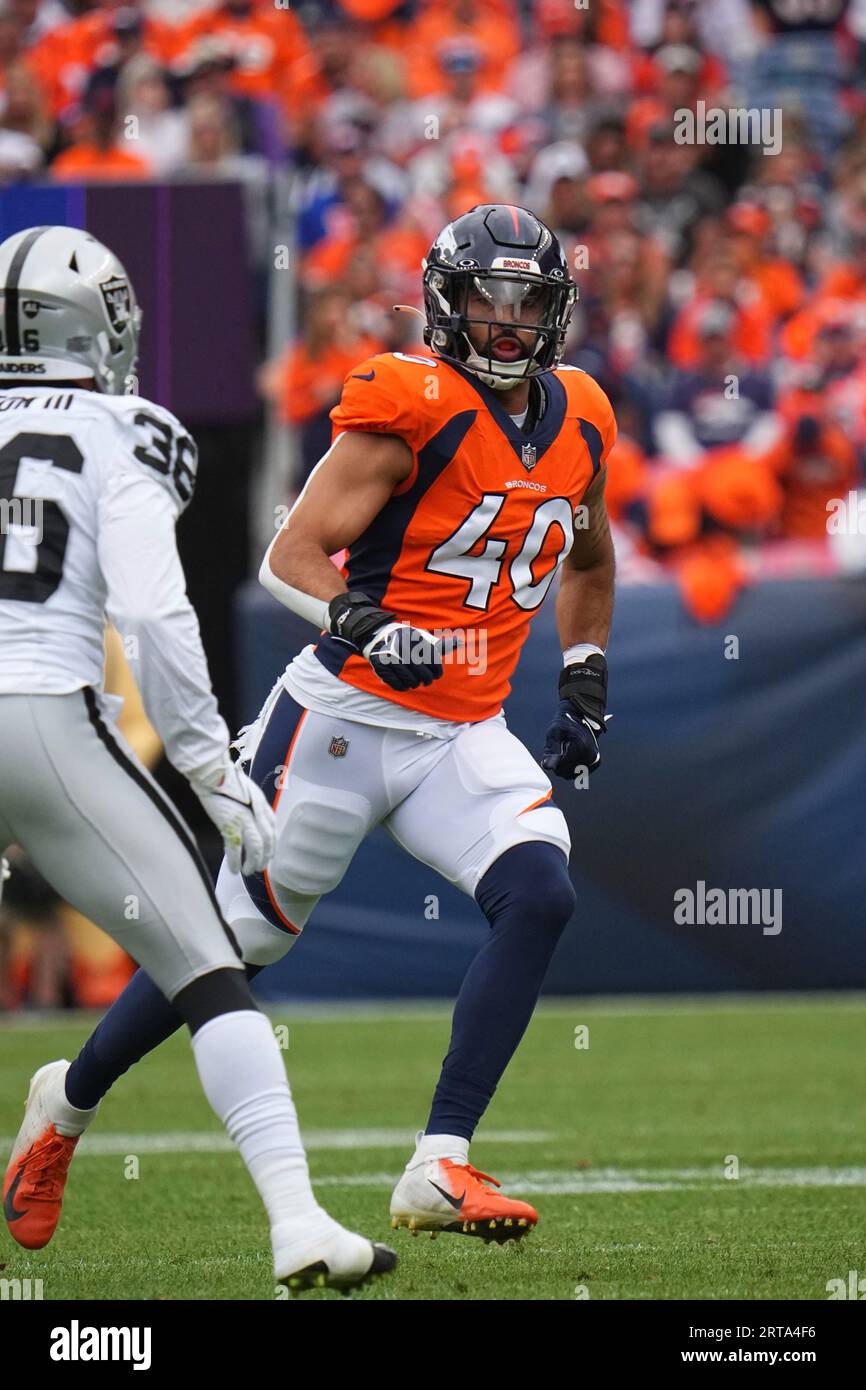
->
[235,576,866,999]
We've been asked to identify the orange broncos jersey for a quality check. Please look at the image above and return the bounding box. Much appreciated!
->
[316,351,616,723]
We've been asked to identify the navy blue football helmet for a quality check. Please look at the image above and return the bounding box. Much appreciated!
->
[422,204,577,390]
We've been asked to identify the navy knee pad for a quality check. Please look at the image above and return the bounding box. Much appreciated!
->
[476,840,575,936]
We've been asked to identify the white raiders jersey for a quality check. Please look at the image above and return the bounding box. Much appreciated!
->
[0,386,195,691]
[0,386,228,778]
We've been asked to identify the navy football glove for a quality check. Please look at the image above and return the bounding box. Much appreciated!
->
[541,653,608,781]
[328,590,444,692]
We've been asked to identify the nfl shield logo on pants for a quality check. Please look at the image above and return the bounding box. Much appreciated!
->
[521,442,537,472]
[328,735,349,758]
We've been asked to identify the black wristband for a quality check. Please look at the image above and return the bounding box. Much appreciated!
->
[559,653,608,725]
[328,591,396,653]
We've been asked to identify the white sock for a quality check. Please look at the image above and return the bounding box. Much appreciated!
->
[48,1067,98,1138]
[413,1131,470,1165]
[190,1010,325,1233]
[53,1096,97,1139]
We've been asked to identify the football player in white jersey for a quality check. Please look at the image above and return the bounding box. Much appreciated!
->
[0,225,395,1292]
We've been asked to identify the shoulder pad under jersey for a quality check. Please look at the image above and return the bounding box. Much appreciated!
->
[330,352,468,454]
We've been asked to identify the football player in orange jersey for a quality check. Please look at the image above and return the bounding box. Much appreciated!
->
[24,207,617,1252]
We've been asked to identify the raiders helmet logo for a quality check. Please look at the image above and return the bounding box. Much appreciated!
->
[521,443,537,472]
[328,735,349,759]
[99,276,132,334]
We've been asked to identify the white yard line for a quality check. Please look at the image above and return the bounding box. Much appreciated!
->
[314,1165,866,1193]
[2,1123,863,1194]
[0,1127,553,1156]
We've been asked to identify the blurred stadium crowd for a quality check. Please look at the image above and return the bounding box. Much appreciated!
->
[1,0,866,1005]
[1,0,865,620]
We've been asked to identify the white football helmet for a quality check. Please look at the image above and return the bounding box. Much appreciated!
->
[0,225,141,394]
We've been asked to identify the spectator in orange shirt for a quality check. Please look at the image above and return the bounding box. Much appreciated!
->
[50,72,153,181]
[668,242,775,368]
[604,433,648,525]
[758,399,858,540]
[301,177,427,336]
[406,0,521,100]
[29,2,175,120]
[393,40,517,164]
[173,0,321,120]
[303,177,391,286]
[781,259,866,360]
[726,202,805,323]
[631,1,727,99]
[259,284,383,490]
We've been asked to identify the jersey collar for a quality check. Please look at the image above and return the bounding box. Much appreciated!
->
[449,362,567,466]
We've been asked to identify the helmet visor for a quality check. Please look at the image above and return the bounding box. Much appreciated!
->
[463,271,560,328]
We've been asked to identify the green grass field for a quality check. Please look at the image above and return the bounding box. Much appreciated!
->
[1,996,864,1301]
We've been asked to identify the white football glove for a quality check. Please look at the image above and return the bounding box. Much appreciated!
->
[0,856,9,909]
[190,757,275,876]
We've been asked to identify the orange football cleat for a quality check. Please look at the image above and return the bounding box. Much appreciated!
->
[3,1060,97,1250]
[3,1125,79,1250]
[390,1143,538,1243]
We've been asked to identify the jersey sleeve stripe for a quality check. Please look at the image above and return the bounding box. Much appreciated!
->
[578,418,604,477]
[312,409,477,677]
[344,408,477,605]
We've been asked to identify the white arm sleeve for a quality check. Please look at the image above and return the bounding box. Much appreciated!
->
[258,528,330,631]
[97,471,230,781]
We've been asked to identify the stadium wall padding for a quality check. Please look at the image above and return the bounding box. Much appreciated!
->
[0,182,257,424]
[235,575,866,999]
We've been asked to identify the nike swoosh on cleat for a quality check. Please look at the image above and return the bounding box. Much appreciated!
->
[4,1169,25,1223]
[429,1180,466,1211]
[351,370,376,380]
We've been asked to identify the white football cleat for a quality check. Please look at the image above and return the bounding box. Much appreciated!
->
[274,1212,397,1294]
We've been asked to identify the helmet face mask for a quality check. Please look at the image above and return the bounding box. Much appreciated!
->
[423,205,576,391]
[0,226,142,395]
